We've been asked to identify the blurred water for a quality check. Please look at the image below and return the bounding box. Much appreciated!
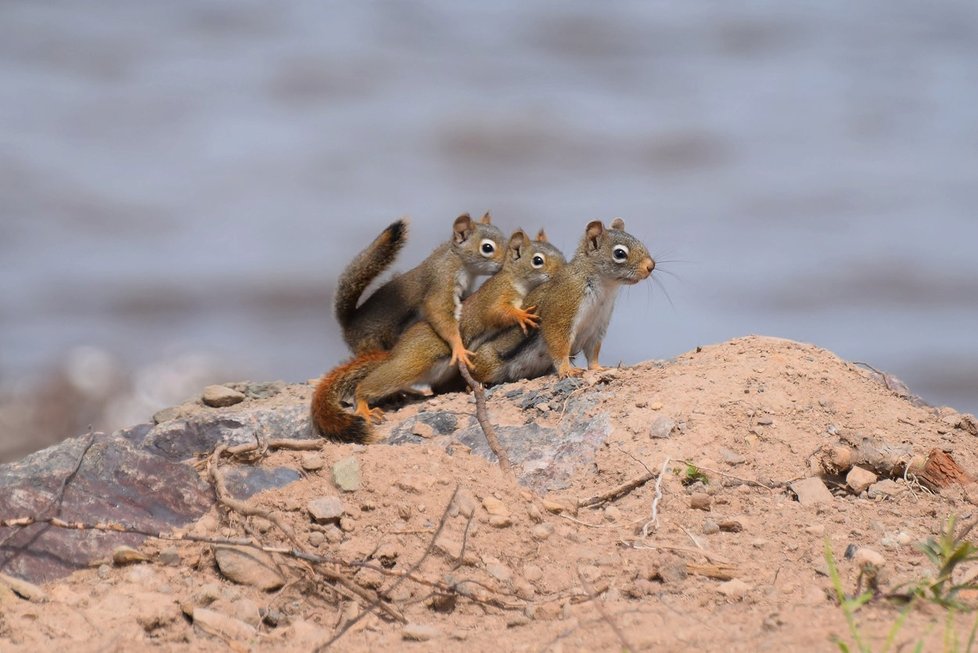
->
[2,1,977,424]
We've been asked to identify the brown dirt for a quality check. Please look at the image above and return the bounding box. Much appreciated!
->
[2,336,978,652]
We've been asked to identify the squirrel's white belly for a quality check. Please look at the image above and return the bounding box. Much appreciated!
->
[569,282,619,356]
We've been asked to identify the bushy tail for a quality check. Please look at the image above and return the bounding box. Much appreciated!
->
[311,351,389,443]
[334,219,408,329]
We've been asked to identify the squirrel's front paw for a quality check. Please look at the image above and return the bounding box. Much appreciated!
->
[556,363,584,378]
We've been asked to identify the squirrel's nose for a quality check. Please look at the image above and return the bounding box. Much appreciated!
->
[643,258,655,277]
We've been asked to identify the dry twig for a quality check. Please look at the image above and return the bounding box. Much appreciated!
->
[457,362,513,474]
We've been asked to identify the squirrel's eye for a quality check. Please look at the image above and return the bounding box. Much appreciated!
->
[531,254,545,268]
[612,245,629,263]
[480,239,496,257]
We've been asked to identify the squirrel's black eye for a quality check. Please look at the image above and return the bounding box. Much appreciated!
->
[531,254,545,268]
[480,239,496,257]
[612,245,629,263]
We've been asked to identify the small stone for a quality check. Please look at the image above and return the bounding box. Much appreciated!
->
[650,401,664,411]
[805,524,826,537]
[756,417,774,426]
[527,503,543,523]
[332,457,361,492]
[657,561,688,584]
[489,515,513,528]
[523,564,544,582]
[718,578,751,598]
[507,614,531,628]
[158,547,181,566]
[112,545,150,566]
[541,496,577,516]
[868,479,906,499]
[513,577,535,600]
[846,466,878,494]
[308,532,325,547]
[323,525,343,543]
[339,516,356,532]
[690,493,712,511]
[702,519,720,535]
[402,623,440,641]
[719,519,744,532]
[454,488,478,518]
[193,607,255,641]
[530,524,553,541]
[300,453,324,471]
[397,504,412,521]
[0,572,48,602]
[97,564,111,580]
[482,496,510,518]
[412,422,435,439]
[853,547,885,568]
[308,496,345,523]
[201,385,246,408]
[214,545,286,591]
[604,506,622,522]
[650,415,676,439]
[719,447,746,466]
[790,477,834,506]
[486,562,513,584]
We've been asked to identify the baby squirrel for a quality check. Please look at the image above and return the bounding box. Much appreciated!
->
[312,230,566,443]
[333,213,506,365]
[470,218,654,382]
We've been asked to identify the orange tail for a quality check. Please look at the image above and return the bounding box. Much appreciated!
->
[311,350,389,443]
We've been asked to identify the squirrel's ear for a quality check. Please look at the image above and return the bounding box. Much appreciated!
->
[454,213,475,243]
[480,211,492,224]
[508,230,528,260]
[585,220,604,251]
[610,217,625,231]
[536,228,548,243]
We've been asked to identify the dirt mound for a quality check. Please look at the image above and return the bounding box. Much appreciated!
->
[2,336,977,651]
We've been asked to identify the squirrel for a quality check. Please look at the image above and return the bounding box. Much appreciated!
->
[333,212,506,365]
[469,218,654,383]
[311,230,566,443]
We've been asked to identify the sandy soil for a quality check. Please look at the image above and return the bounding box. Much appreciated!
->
[2,336,977,652]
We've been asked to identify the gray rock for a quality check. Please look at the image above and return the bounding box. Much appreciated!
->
[719,447,746,465]
[690,492,712,511]
[650,415,677,439]
[300,453,324,471]
[846,466,878,494]
[332,456,360,492]
[213,545,285,591]
[158,547,181,567]
[308,497,345,523]
[202,385,246,408]
[702,518,720,535]
[868,479,906,499]
[790,477,834,506]
[0,434,212,584]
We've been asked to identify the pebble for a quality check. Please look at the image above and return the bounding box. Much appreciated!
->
[702,518,720,535]
[97,564,111,580]
[530,524,554,542]
[845,466,878,494]
[402,623,440,641]
[657,561,688,584]
[300,453,324,471]
[482,496,510,517]
[719,447,746,466]
[542,496,577,516]
[527,503,543,523]
[513,577,535,599]
[332,456,360,492]
[718,578,751,598]
[523,564,544,582]
[323,525,344,543]
[489,515,513,528]
[868,479,906,499]
[158,547,181,566]
[214,545,286,591]
[853,547,885,568]
[308,532,325,547]
[201,384,246,408]
[719,519,744,532]
[453,488,478,518]
[112,545,150,566]
[193,607,255,641]
[650,401,664,411]
[690,493,712,511]
[790,477,835,506]
[308,496,345,523]
[412,422,435,439]
[756,417,774,426]
[0,572,48,603]
[650,415,676,439]
[486,561,513,584]
[604,506,622,522]
[805,524,826,537]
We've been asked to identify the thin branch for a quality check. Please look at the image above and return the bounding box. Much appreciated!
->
[641,457,671,538]
[578,471,657,509]
[458,362,512,474]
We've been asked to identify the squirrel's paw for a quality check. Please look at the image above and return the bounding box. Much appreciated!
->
[512,306,541,334]
[354,400,385,424]
[556,363,584,378]
[450,345,476,369]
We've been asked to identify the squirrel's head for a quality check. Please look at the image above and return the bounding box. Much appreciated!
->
[577,218,655,285]
[452,212,506,275]
[503,229,567,291]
